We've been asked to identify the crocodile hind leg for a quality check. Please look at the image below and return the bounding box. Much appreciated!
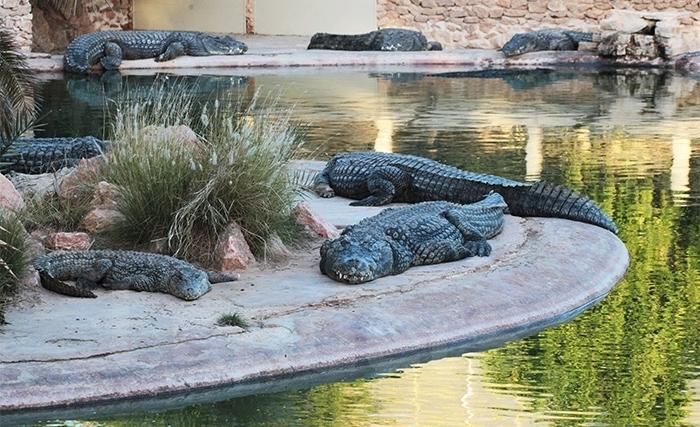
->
[350,166,409,206]
[157,41,186,62]
[100,42,123,70]
[442,209,492,257]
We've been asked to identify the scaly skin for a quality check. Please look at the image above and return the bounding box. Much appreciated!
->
[320,193,507,284]
[501,28,596,57]
[64,31,248,74]
[1,136,106,174]
[314,151,618,234]
[308,28,442,52]
[34,250,238,300]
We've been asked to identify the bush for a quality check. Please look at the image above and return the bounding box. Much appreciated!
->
[216,312,249,328]
[0,209,29,324]
[104,85,306,261]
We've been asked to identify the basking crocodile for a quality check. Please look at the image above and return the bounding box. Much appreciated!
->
[314,151,618,233]
[1,136,106,174]
[308,28,442,52]
[320,192,507,284]
[501,28,596,57]
[34,250,238,300]
[64,30,248,74]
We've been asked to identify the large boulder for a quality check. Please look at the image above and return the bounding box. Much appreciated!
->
[0,173,25,213]
[600,10,654,34]
[293,202,340,239]
[213,222,256,271]
[57,157,103,201]
[46,232,92,251]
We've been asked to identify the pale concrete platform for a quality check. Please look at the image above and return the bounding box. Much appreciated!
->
[0,161,628,414]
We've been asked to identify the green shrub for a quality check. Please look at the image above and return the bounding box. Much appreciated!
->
[104,86,305,260]
[22,193,93,233]
[0,209,28,323]
[216,312,249,328]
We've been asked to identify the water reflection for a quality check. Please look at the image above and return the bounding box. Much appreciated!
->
[29,68,700,426]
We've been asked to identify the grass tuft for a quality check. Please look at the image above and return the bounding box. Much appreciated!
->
[0,209,28,324]
[104,85,305,261]
[216,312,249,328]
[21,194,93,233]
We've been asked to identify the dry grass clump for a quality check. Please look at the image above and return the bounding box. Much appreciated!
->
[103,86,305,260]
[0,209,28,324]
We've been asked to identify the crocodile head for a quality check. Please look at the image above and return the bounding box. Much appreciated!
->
[500,33,535,57]
[200,35,248,55]
[169,267,211,300]
[320,234,394,284]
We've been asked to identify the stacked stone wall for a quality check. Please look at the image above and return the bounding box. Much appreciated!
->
[377,0,700,49]
[0,0,32,50]
[32,0,132,53]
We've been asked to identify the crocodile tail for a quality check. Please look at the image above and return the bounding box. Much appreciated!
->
[503,181,618,234]
[38,270,97,298]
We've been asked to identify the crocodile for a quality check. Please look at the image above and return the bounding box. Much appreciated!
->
[1,136,107,174]
[64,30,248,74]
[34,250,238,300]
[308,28,442,52]
[501,28,596,57]
[320,192,507,284]
[314,151,618,234]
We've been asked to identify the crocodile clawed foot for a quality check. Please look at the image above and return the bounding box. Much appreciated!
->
[315,184,335,198]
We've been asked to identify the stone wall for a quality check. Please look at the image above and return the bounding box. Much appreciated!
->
[377,0,700,49]
[0,0,32,50]
[32,0,132,53]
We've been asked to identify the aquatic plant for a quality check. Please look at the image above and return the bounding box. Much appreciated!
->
[104,84,305,260]
[215,312,249,328]
[0,209,29,324]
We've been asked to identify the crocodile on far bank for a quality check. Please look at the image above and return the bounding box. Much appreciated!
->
[1,136,107,174]
[308,28,442,52]
[34,250,239,300]
[314,151,618,234]
[501,28,597,57]
[321,192,507,284]
[64,30,248,74]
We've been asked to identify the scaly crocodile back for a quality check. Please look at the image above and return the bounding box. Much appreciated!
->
[1,136,106,173]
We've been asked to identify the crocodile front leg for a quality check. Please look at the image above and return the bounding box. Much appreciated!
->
[157,41,186,62]
[350,165,409,206]
[442,209,492,257]
[100,42,123,70]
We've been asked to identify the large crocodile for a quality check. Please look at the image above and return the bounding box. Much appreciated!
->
[34,250,238,300]
[64,30,248,74]
[320,192,507,284]
[1,136,106,174]
[314,151,618,233]
[501,28,596,57]
[308,28,442,52]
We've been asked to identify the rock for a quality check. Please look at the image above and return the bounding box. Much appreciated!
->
[577,41,599,52]
[140,125,201,151]
[46,232,92,251]
[20,266,41,289]
[8,168,73,201]
[213,222,256,271]
[630,34,659,58]
[293,202,340,239]
[0,173,25,213]
[599,32,632,57]
[80,207,124,233]
[600,9,654,34]
[57,157,102,201]
[264,233,293,262]
[90,181,119,208]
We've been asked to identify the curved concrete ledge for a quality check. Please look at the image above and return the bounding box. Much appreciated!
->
[0,179,628,413]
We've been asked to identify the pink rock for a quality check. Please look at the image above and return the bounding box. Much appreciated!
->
[213,222,256,271]
[293,202,340,239]
[0,173,25,213]
[58,157,103,201]
[80,207,124,233]
[20,266,41,289]
[47,232,92,251]
[90,181,120,207]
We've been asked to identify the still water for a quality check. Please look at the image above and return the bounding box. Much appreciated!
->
[28,67,700,426]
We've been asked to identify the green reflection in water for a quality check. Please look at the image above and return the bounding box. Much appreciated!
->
[31,69,700,426]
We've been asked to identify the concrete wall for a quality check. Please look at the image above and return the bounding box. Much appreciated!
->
[377,0,700,49]
[254,0,377,35]
[0,0,32,50]
[133,0,245,33]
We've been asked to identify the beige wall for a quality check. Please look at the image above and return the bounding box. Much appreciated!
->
[134,0,246,33]
[254,0,377,35]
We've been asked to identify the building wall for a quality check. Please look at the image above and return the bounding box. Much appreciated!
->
[0,0,32,50]
[254,0,377,35]
[133,0,245,33]
[377,0,700,49]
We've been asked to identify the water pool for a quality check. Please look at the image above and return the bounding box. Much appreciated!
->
[25,67,700,426]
